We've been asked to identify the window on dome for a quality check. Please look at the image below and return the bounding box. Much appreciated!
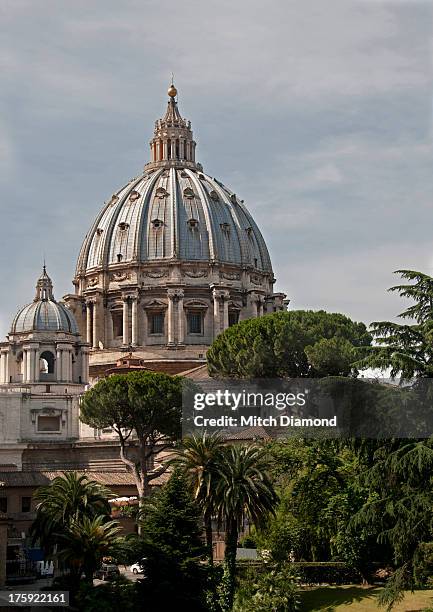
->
[183,187,194,199]
[150,312,164,335]
[152,219,164,229]
[117,254,123,263]
[187,312,203,335]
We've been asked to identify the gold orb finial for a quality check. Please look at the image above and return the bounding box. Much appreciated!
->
[168,83,177,98]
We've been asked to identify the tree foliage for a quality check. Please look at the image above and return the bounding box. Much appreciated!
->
[30,473,119,589]
[57,515,122,581]
[135,470,211,612]
[254,439,386,581]
[31,472,113,555]
[214,444,278,611]
[80,371,183,500]
[355,270,433,379]
[352,438,433,610]
[234,563,300,612]
[172,432,225,564]
[207,310,371,378]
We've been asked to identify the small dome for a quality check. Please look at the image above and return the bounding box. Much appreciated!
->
[11,267,79,335]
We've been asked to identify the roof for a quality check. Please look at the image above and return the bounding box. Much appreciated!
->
[223,426,272,441]
[0,470,168,488]
[11,267,79,335]
[76,167,272,275]
[179,364,211,380]
[12,301,78,335]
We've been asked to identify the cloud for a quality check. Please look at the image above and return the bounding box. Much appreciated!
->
[0,0,432,338]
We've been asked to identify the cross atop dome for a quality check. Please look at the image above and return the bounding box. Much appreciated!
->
[145,81,198,171]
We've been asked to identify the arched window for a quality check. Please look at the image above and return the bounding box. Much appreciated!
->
[40,351,55,375]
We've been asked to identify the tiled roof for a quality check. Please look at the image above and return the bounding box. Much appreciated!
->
[223,426,271,441]
[179,364,210,379]
[0,470,168,488]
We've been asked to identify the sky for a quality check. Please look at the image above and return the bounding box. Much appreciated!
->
[0,0,432,338]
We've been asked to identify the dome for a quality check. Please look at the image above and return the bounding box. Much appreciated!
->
[76,167,272,274]
[11,267,79,335]
[65,83,287,364]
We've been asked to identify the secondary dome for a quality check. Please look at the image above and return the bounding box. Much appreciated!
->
[11,267,78,335]
[76,84,272,276]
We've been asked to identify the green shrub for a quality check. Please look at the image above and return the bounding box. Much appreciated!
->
[294,562,362,585]
[234,563,300,612]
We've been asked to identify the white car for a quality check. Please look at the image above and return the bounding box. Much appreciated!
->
[130,561,145,575]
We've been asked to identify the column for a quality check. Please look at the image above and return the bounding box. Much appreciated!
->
[106,310,114,346]
[81,348,89,384]
[258,298,264,317]
[34,349,40,382]
[163,141,168,160]
[131,298,138,346]
[170,140,176,160]
[167,292,175,345]
[122,298,130,345]
[177,291,185,345]
[86,302,92,344]
[26,349,32,382]
[22,351,28,383]
[56,348,63,381]
[180,139,185,160]
[25,349,33,383]
[62,350,70,382]
[29,349,35,383]
[250,294,258,318]
[1,351,8,383]
[92,301,99,349]
[222,293,229,331]
[0,353,3,384]
[212,289,221,338]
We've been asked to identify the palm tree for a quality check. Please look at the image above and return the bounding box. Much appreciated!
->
[172,432,224,563]
[57,515,122,582]
[31,472,113,554]
[215,444,278,611]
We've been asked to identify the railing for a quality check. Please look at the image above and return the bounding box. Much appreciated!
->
[6,560,37,582]
[0,386,31,394]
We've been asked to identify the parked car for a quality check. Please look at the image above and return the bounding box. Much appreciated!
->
[94,563,120,581]
[130,558,147,575]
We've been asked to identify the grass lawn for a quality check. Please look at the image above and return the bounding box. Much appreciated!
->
[300,586,433,611]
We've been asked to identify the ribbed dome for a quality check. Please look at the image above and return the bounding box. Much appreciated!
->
[76,167,272,275]
[11,267,78,334]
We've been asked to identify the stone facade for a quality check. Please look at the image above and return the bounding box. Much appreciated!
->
[0,268,89,469]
